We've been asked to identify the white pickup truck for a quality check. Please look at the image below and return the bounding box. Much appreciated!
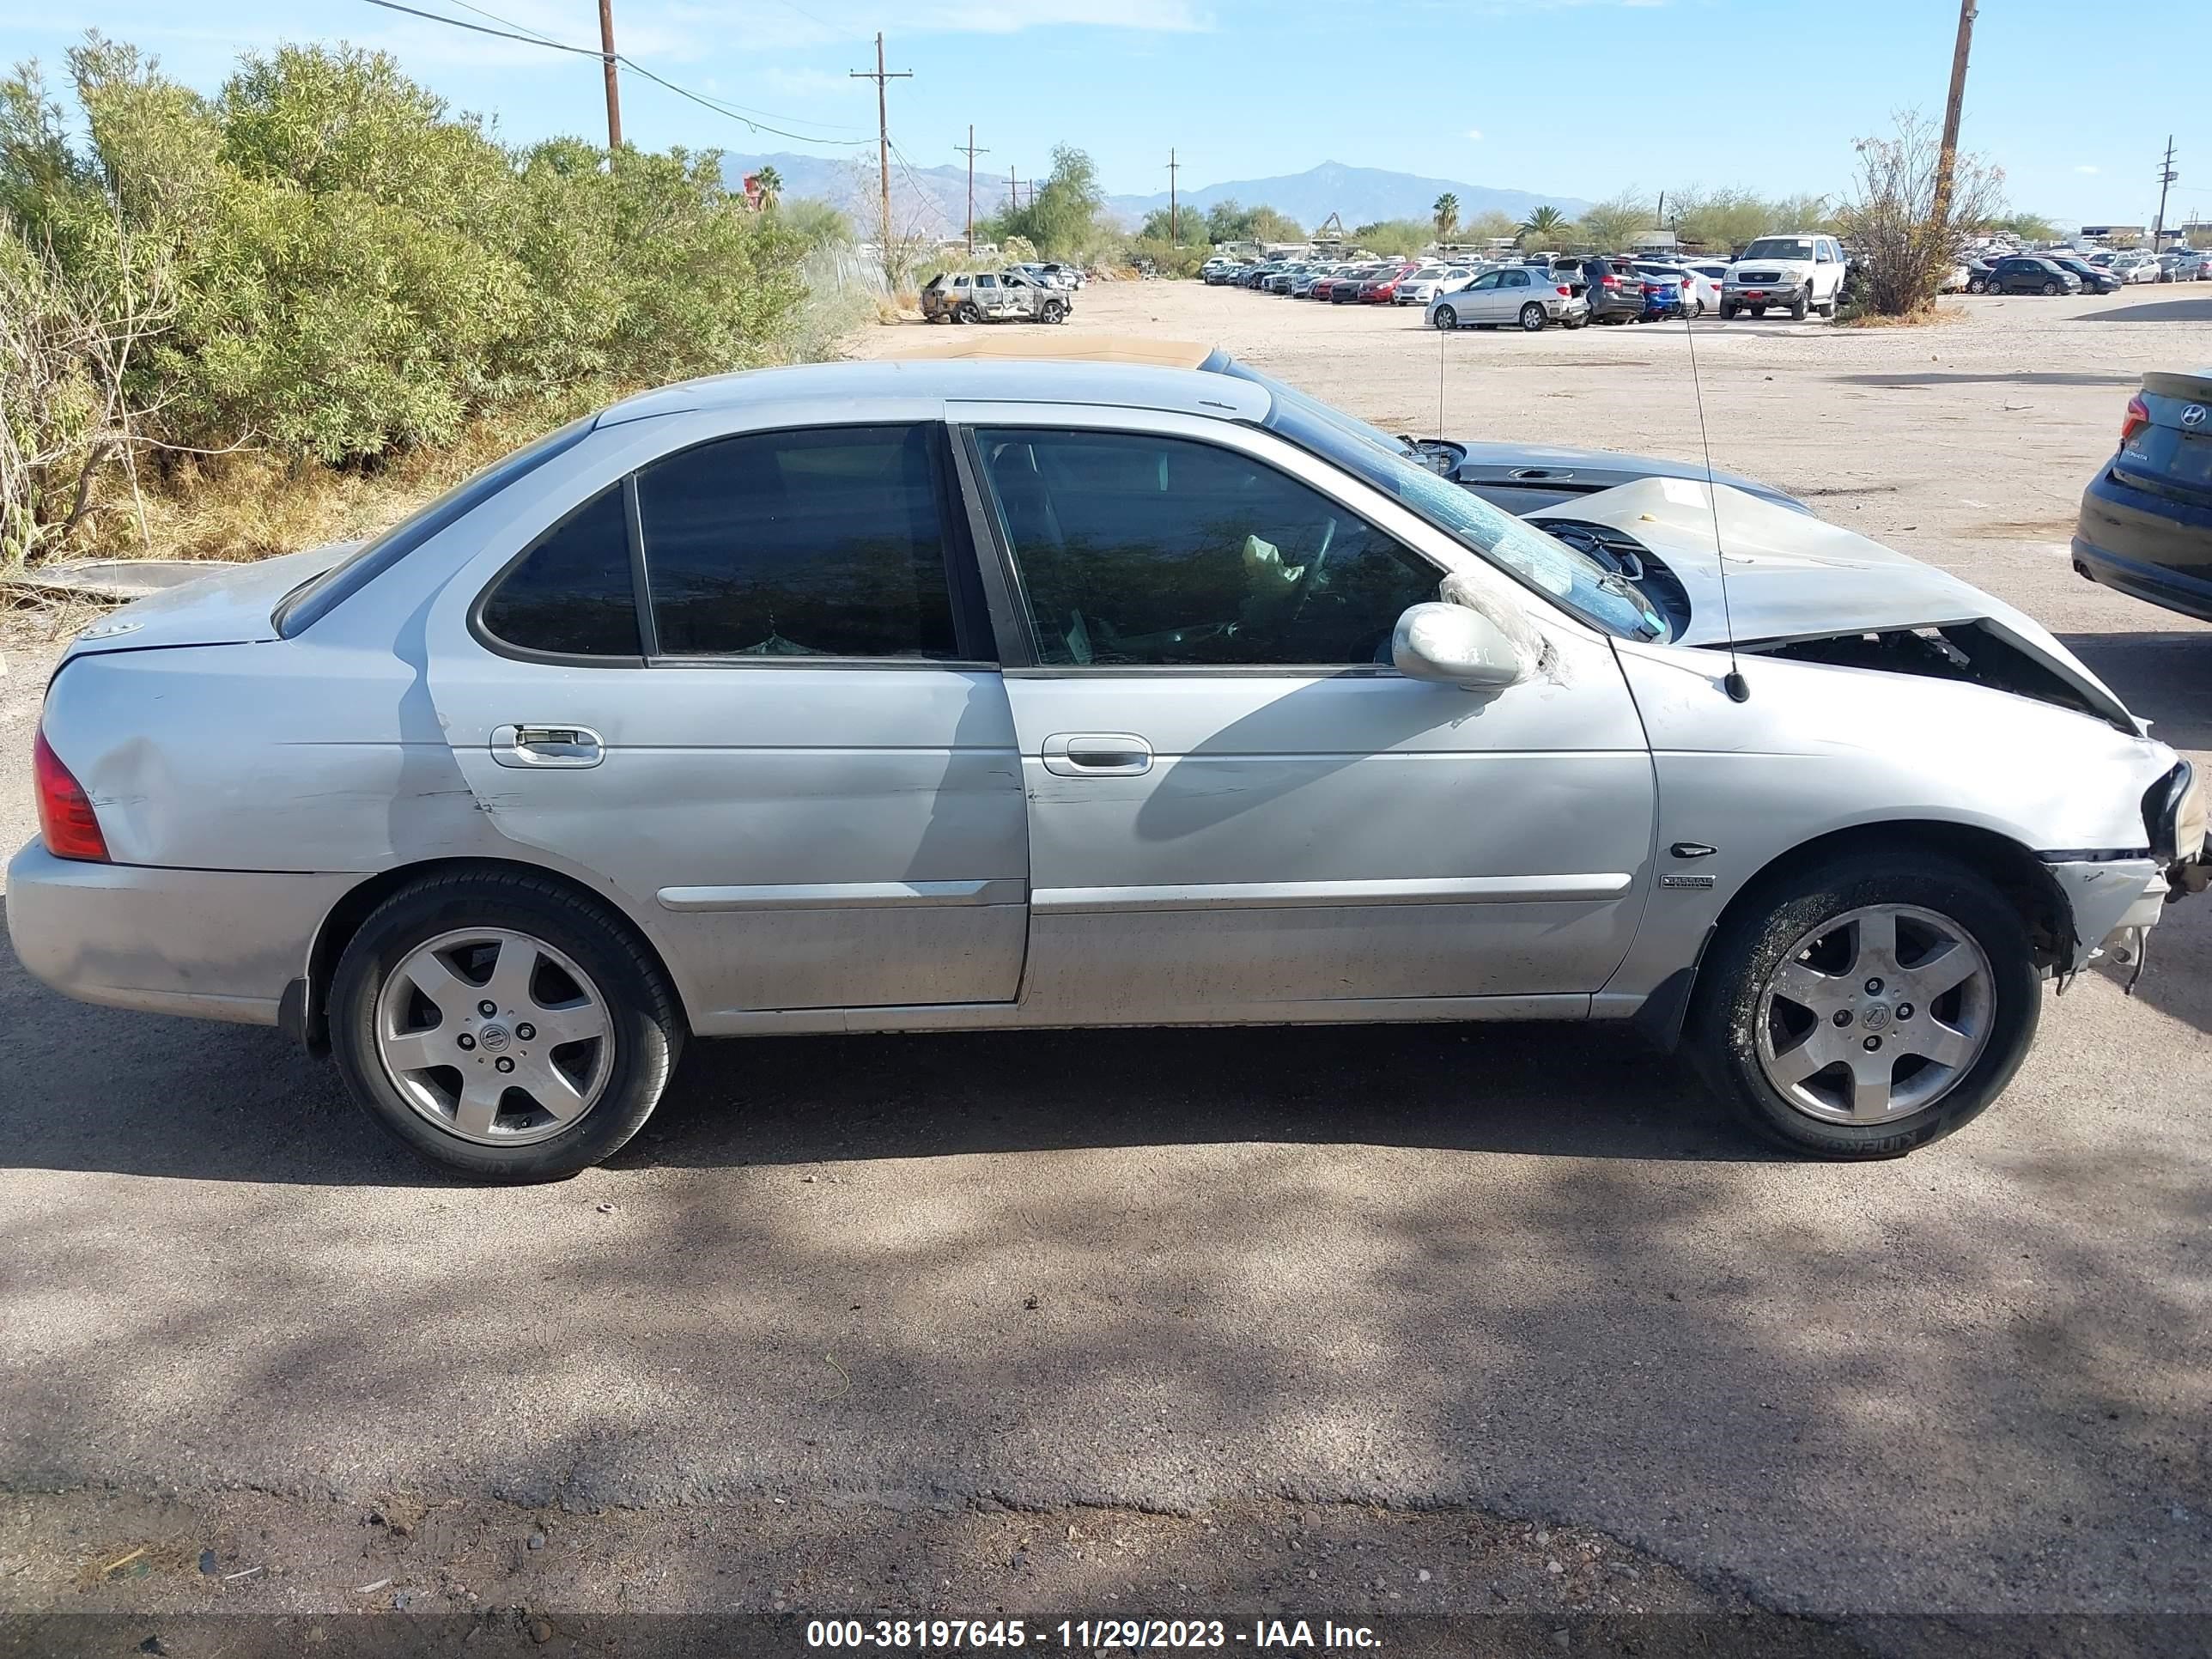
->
[1719,233,1849,320]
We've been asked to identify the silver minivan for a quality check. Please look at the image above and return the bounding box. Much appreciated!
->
[10,343,2203,1178]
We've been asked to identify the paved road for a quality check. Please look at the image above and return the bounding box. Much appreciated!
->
[5,289,2212,1632]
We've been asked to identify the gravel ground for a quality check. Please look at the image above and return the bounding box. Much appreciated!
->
[5,283,2212,1656]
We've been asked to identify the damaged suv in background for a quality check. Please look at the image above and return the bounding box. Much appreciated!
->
[10,343,2206,1180]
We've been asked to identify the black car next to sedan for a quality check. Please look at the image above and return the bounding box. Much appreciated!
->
[1988,256,2082,295]
[2051,256,2122,295]
[2075,368,2212,622]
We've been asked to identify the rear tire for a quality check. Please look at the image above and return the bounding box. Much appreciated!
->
[956,301,981,324]
[1966,276,1987,294]
[1685,849,2039,1160]
[331,872,684,1182]
[1519,302,1546,331]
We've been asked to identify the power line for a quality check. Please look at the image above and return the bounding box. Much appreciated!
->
[356,0,872,146]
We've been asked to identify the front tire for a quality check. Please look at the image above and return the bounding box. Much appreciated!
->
[1519,302,1547,331]
[1790,284,1811,320]
[1040,299,1066,324]
[1432,304,1456,330]
[331,872,684,1182]
[1719,300,1739,319]
[1686,850,2040,1159]
[2042,279,2062,296]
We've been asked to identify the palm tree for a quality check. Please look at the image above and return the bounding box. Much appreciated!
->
[1516,204,1567,246]
[752,164,783,209]
[1432,191,1460,241]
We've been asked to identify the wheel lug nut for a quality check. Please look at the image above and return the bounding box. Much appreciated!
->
[516,1023,536,1042]
[1832,1009,1853,1026]
[495,1056,515,1074]
[1863,1036,1881,1052]
[1864,977,1883,994]
[456,1033,476,1051]
[1896,1002,1913,1020]
[478,1000,498,1018]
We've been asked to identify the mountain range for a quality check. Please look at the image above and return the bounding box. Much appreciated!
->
[720,154,1589,240]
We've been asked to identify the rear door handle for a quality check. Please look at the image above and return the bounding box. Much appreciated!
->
[490,723,605,769]
[1041,732,1153,777]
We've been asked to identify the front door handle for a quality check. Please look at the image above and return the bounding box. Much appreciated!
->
[1041,732,1153,777]
[490,723,605,769]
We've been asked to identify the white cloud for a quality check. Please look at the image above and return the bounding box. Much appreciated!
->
[2074,164,2100,175]
[1466,127,1485,141]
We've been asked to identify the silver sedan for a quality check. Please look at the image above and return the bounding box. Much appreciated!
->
[1427,268,1587,331]
[9,343,2203,1178]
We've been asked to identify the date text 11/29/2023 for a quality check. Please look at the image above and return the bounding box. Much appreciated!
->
[805,1619,1381,1650]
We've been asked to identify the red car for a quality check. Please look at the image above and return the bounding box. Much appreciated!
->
[1359,262,1423,303]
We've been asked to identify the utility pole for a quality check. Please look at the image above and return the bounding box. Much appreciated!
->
[957,125,989,256]
[1167,149,1181,246]
[597,0,622,150]
[1931,0,1978,230]
[2153,136,2178,249]
[1009,165,1018,212]
[848,33,911,250]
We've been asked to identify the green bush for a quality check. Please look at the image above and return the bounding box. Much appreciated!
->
[1,31,817,557]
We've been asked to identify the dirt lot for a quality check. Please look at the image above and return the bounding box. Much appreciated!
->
[5,283,2212,1658]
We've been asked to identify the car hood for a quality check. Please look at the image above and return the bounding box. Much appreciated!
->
[1728,258,1814,277]
[1530,477,2140,731]
[1445,441,1808,513]
[57,542,359,663]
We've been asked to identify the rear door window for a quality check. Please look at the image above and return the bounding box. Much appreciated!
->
[636,425,962,659]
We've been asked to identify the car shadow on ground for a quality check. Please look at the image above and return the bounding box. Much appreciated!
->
[2073,295,2212,324]
[0,940,1774,1187]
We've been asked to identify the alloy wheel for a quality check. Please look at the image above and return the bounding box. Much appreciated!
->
[1753,903,1995,1125]
[374,927,614,1146]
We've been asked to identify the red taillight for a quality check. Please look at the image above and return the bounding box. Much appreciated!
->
[1601,274,1620,287]
[2121,392,2152,444]
[33,728,108,862]
[1557,285,1571,296]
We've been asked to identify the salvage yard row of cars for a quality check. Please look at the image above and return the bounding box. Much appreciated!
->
[10,333,2207,1181]
[1203,238,1841,330]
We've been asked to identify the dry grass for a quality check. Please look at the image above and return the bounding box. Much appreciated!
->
[1833,300,1967,329]
[70,396,598,565]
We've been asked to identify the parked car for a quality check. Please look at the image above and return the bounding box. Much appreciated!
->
[1559,256,1646,325]
[1961,258,1998,294]
[1937,263,1971,295]
[2110,252,2160,285]
[920,270,1072,324]
[1987,256,2081,296]
[1037,262,1086,289]
[1326,263,1389,304]
[1681,261,1729,315]
[2172,248,2212,281]
[1267,263,1312,295]
[1634,266,1690,321]
[1628,262,1700,319]
[1720,234,1849,319]
[15,343,2203,1177]
[1396,264,1477,306]
[2051,256,2122,295]
[1359,262,1424,303]
[2075,368,2212,623]
[1426,266,1587,331]
[1288,264,1339,297]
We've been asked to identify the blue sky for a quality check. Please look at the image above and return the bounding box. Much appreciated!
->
[5,0,2207,227]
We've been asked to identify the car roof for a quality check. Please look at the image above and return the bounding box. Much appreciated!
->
[596,342,1264,428]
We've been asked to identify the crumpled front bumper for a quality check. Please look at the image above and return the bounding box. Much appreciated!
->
[2045,857,2174,972]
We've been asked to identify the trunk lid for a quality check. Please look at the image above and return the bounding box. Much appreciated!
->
[2114,367,2212,507]
[57,543,356,664]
